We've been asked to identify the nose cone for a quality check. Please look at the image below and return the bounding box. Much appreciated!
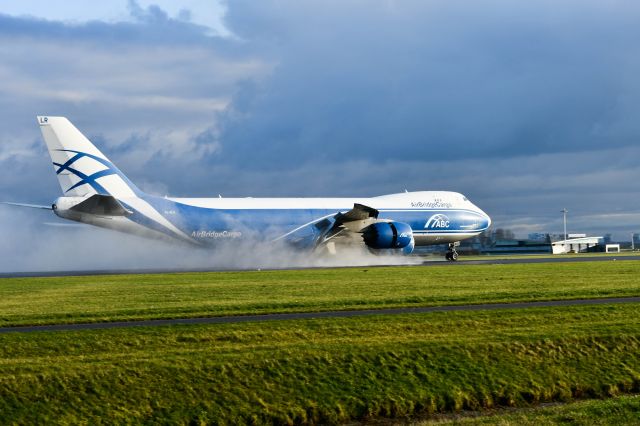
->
[481,209,491,229]
[470,203,491,230]
[459,194,491,231]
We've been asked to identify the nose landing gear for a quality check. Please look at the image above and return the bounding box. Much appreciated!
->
[445,242,459,261]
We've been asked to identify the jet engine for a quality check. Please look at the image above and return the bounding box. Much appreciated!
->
[362,221,415,253]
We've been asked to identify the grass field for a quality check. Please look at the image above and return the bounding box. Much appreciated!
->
[0,303,638,423]
[0,261,639,424]
[420,394,640,425]
[1,261,640,326]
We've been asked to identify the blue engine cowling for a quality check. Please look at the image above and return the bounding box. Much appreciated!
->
[362,221,415,253]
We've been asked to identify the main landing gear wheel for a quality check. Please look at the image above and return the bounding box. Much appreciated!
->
[445,243,459,261]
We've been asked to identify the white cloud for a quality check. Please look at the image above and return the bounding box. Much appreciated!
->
[0,0,231,36]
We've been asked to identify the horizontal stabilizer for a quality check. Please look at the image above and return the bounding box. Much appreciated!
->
[69,194,132,216]
[1,201,53,210]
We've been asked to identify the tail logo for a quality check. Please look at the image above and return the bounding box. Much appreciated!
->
[53,150,122,195]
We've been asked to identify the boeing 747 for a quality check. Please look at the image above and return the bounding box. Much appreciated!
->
[4,117,491,260]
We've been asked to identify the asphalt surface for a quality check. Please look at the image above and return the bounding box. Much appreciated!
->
[448,255,640,265]
[2,255,640,278]
[1,296,638,334]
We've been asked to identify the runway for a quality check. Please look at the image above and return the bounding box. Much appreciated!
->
[1,296,638,334]
[445,255,640,265]
[2,255,640,278]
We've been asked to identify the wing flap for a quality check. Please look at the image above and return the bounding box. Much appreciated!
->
[334,203,379,225]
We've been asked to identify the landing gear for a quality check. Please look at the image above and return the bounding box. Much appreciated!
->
[445,242,459,261]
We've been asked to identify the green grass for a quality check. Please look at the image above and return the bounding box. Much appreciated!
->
[1,262,639,423]
[1,261,640,326]
[0,303,639,424]
[418,394,640,425]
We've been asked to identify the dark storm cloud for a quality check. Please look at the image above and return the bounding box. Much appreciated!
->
[216,0,640,167]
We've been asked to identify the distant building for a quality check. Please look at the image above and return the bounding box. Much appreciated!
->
[551,236,603,254]
[606,244,621,253]
[427,229,606,256]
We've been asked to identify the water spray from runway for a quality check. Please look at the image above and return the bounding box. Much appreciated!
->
[0,208,420,273]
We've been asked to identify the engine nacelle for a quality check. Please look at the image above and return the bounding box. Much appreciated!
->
[362,221,415,252]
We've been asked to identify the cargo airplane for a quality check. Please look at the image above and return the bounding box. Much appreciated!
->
[3,117,491,260]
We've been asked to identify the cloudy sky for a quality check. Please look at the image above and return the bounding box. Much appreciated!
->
[1,0,640,253]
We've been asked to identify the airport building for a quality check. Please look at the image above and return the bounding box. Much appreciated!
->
[551,236,603,254]
[448,230,608,255]
[415,226,632,256]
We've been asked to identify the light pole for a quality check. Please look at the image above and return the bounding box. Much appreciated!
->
[632,233,635,251]
[561,208,568,242]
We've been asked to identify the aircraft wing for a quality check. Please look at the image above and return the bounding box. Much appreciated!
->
[276,203,378,250]
[324,203,379,241]
[277,203,382,252]
[305,203,381,251]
